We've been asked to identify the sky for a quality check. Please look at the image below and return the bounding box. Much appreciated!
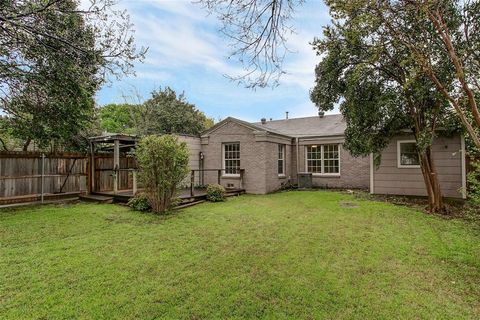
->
[96,0,333,122]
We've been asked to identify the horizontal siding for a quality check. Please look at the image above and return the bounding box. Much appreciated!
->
[374,173,461,182]
[373,134,463,198]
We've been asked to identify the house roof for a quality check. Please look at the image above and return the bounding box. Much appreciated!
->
[254,114,345,137]
[202,114,346,138]
[202,117,290,137]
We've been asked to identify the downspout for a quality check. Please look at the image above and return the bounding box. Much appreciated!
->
[296,137,300,178]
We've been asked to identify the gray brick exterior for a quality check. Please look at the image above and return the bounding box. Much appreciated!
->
[199,119,369,194]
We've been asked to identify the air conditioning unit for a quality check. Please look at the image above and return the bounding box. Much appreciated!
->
[297,172,313,189]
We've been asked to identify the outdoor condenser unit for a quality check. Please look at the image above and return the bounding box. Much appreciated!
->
[297,173,313,189]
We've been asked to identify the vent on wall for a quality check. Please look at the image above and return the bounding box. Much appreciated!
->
[227,183,235,188]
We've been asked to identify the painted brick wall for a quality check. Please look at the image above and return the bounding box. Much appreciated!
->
[297,140,370,189]
[200,121,268,194]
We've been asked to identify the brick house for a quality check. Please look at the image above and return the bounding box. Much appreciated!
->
[183,114,466,199]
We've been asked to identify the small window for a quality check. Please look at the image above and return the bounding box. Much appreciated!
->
[223,143,240,175]
[306,144,340,175]
[397,141,420,168]
[278,144,285,175]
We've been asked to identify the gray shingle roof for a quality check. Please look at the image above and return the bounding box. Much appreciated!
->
[253,114,345,137]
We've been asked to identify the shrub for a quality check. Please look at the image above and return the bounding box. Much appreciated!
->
[135,135,190,213]
[128,193,151,212]
[206,184,226,202]
[467,160,480,206]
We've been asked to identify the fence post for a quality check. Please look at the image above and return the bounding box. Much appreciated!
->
[132,170,137,195]
[190,170,195,197]
[41,153,45,203]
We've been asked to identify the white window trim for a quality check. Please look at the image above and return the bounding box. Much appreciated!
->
[278,144,286,177]
[397,140,421,169]
[305,144,341,176]
[222,142,240,177]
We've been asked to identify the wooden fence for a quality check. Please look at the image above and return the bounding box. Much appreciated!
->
[0,152,88,204]
[0,151,137,205]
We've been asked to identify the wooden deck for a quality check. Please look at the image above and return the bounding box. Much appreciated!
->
[92,188,245,206]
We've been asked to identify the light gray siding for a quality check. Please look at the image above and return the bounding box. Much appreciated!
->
[373,134,463,198]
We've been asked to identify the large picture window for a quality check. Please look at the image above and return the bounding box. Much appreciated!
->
[278,144,285,175]
[397,141,420,168]
[223,143,240,175]
[306,144,340,175]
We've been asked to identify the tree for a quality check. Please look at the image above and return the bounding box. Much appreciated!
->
[197,0,304,88]
[138,88,214,136]
[97,88,214,136]
[0,0,145,148]
[310,0,460,212]
[135,135,190,213]
[97,103,139,134]
[370,0,480,150]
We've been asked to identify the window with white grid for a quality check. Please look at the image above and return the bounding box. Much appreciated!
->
[306,144,340,175]
[278,144,285,175]
[306,145,322,173]
[223,143,240,175]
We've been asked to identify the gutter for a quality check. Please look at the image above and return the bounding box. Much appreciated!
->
[296,137,300,178]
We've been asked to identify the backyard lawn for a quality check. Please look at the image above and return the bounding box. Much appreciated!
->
[1,191,479,319]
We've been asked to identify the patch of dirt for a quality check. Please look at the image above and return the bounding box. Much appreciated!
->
[353,190,480,226]
[339,201,359,208]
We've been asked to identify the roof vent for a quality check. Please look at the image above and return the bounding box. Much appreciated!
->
[261,118,267,124]
[318,111,325,118]
[286,111,289,120]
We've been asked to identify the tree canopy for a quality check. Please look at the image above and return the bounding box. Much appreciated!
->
[97,87,214,136]
[0,0,145,149]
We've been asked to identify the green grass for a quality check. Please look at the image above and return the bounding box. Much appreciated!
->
[1,191,479,319]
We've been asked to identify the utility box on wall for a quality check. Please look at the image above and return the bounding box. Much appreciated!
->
[297,173,313,189]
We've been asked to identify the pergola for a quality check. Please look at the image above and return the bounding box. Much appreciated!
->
[88,133,139,195]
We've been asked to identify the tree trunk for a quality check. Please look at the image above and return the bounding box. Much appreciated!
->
[419,147,445,213]
[22,138,31,151]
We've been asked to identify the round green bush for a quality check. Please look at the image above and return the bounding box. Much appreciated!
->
[128,193,151,212]
[206,184,226,202]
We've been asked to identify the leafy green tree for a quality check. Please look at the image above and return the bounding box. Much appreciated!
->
[98,88,214,136]
[310,0,459,212]
[370,0,480,149]
[97,104,139,134]
[0,0,145,149]
[135,135,190,213]
[137,87,214,136]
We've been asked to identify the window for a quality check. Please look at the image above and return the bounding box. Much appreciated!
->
[223,143,240,175]
[306,144,340,175]
[278,144,285,175]
[397,141,420,168]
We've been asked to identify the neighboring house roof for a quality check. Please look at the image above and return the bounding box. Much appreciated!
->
[254,114,345,137]
[202,114,346,138]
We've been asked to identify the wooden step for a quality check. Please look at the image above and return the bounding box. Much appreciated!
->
[175,200,206,210]
[79,194,114,204]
